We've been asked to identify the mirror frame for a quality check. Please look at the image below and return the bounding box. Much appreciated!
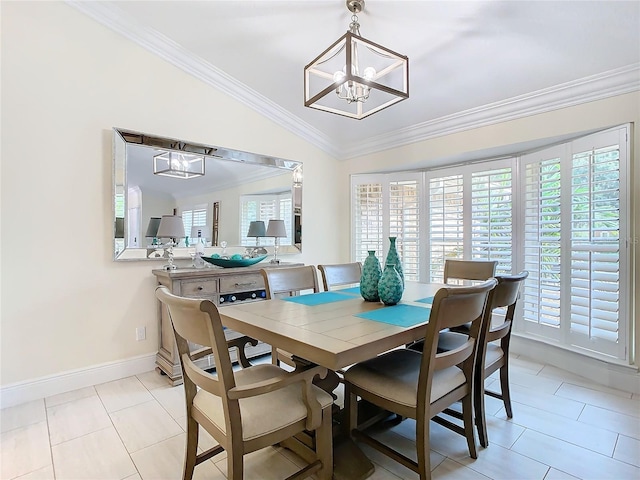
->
[113,128,302,261]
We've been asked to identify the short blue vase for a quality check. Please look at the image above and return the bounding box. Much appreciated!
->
[378,264,403,306]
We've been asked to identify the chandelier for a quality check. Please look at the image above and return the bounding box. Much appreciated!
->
[304,0,409,120]
[153,151,205,179]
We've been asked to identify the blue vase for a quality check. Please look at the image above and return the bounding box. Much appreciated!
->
[378,264,403,306]
[360,251,382,302]
[385,237,404,288]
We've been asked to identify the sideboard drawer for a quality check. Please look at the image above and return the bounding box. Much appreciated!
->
[219,273,264,293]
[181,279,218,297]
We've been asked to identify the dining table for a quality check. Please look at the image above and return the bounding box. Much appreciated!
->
[218,281,444,480]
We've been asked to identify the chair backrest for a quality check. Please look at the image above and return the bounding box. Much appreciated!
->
[418,279,497,410]
[261,265,320,299]
[443,259,497,284]
[485,271,529,343]
[155,286,238,426]
[317,262,362,291]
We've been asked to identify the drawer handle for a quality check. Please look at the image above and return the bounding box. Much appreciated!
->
[235,282,256,287]
[197,286,204,291]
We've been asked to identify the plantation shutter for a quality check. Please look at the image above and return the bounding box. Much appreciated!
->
[352,180,384,263]
[181,205,207,245]
[471,167,513,274]
[240,193,290,246]
[568,130,626,358]
[389,179,420,281]
[520,148,563,339]
[427,174,463,282]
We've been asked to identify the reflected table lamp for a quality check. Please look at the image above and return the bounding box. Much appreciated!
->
[157,215,185,270]
[266,219,287,264]
[247,220,266,246]
[145,217,161,246]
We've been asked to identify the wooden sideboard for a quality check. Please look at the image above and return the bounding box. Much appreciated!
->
[152,262,302,385]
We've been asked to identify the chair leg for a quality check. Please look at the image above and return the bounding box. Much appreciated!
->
[182,417,199,480]
[271,346,280,366]
[461,394,477,459]
[344,384,358,437]
[475,374,489,448]
[415,413,431,480]
[227,447,244,480]
[499,364,513,418]
[316,406,333,480]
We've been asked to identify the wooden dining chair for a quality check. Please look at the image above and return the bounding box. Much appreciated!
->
[343,279,497,479]
[261,265,321,367]
[437,271,529,448]
[443,259,497,285]
[317,262,362,291]
[155,286,333,480]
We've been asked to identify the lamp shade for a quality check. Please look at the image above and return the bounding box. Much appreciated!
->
[191,225,211,240]
[156,215,185,239]
[145,217,161,237]
[266,219,287,238]
[247,221,266,238]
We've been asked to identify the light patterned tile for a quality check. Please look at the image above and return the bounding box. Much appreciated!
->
[365,462,404,479]
[512,429,640,479]
[51,427,136,480]
[539,365,633,399]
[136,370,173,391]
[123,474,142,480]
[151,384,186,420]
[508,370,563,394]
[131,433,225,480]
[95,376,154,413]
[509,355,545,375]
[45,386,97,408]
[0,421,51,479]
[509,384,585,420]
[109,400,182,453]
[496,402,617,455]
[543,468,580,479]
[432,458,492,480]
[215,445,300,480]
[0,399,46,433]
[614,435,640,467]
[579,405,640,440]
[556,383,640,418]
[482,413,526,449]
[47,395,111,445]
[14,464,55,479]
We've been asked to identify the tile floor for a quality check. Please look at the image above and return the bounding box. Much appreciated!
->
[1,353,639,480]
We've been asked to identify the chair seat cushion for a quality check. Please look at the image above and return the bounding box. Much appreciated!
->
[344,349,466,409]
[193,364,333,441]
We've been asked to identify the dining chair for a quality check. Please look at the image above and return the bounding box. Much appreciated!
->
[317,262,362,291]
[155,285,333,480]
[343,279,497,479]
[443,259,498,285]
[437,271,529,448]
[261,265,321,368]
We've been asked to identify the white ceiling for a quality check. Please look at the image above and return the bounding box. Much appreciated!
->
[71,0,640,160]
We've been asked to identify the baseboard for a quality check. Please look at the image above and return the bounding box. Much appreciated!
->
[0,353,157,409]
[511,334,640,394]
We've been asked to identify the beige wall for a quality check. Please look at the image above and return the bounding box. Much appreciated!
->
[2,2,637,390]
[0,2,344,386]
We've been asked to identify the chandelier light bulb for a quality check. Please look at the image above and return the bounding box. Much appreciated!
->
[363,66,376,81]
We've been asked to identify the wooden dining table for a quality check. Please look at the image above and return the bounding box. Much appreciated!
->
[218,281,444,480]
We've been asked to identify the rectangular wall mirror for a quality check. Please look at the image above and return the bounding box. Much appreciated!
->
[113,128,302,261]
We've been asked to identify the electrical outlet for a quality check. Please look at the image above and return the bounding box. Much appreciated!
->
[136,327,146,341]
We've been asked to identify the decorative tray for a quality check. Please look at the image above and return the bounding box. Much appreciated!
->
[202,254,268,268]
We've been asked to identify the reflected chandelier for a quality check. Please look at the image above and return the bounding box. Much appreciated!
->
[304,0,409,120]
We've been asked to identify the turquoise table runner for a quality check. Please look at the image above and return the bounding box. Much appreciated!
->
[281,291,355,306]
[415,295,435,304]
[338,286,361,295]
[355,304,431,327]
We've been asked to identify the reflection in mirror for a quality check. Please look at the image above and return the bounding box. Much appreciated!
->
[113,128,302,261]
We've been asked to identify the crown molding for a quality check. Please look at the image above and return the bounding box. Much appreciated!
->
[341,64,640,159]
[68,2,639,161]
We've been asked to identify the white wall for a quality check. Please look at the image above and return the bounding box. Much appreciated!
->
[1,2,344,389]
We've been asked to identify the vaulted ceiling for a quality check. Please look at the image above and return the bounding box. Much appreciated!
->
[71,0,640,160]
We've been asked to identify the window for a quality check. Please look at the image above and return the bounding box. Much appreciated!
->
[240,193,292,246]
[180,205,207,246]
[351,125,630,361]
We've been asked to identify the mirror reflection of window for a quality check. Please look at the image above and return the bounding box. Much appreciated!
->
[240,193,292,247]
[127,186,142,247]
[180,205,207,246]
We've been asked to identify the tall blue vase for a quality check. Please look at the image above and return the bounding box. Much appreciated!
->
[360,251,382,301]
[385,237,404,288]
[378,264,403,306]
